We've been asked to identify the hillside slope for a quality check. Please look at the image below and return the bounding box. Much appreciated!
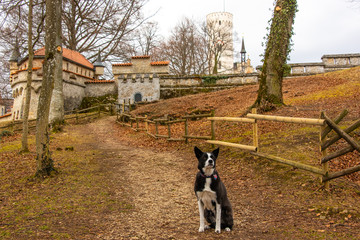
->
[133,66,360,120]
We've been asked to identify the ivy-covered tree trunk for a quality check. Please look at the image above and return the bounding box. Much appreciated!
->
[35,0,61,177]
[21,0,34,152]
[253,0,297,111]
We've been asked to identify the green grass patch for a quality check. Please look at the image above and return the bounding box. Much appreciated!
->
[287,81,360,105]
[0,129,132,239]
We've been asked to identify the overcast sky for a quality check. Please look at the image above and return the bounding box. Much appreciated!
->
[143,0,360,67]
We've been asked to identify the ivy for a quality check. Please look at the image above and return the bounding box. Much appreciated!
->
[201,75,228,85]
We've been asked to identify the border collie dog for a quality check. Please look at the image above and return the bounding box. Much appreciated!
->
[194,146,233,233]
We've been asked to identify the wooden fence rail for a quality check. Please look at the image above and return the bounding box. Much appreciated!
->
[208,109,360,189]
[117,107,360,189]
[0,104,114,133]
[116,111,214,143]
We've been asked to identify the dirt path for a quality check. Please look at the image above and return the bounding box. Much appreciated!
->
[69,117,360,239]
[82,117,201,239]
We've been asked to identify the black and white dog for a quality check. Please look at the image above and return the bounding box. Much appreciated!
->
[194,146,233,233]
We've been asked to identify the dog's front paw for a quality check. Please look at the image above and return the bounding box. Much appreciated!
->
[215,228,221,234]
[225,227,231,232]
[198,226,205,232]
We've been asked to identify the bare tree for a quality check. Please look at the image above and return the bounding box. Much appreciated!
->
[35,0,62,177]
[0,0,45,98]
[253,0,297,111]
[205,19,233,74]
[62,0,147,61]
[132,21,162,56]
[21,0,34,152]
[159,18,208,75]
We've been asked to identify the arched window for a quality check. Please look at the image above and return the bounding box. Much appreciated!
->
[134,93,142,102]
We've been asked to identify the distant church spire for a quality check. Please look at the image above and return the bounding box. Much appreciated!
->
[240,36,246,64]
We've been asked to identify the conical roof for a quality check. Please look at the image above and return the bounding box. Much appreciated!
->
[93,51,105,67]
[9,41,20,62]
[240,37,246,54]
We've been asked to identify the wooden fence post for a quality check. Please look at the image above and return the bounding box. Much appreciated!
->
[252,108,259,152]
[185,118,188,144]
[145,115,148,133]
[320,111,330,190]
[155,121,159,136]
[167,116,171,139]
[210,110,215,148]
[128,99,132,111]
[136,117,139,131]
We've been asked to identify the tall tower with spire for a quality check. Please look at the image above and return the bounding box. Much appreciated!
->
[240,37,247,72]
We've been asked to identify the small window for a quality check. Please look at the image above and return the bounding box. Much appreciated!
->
[219,20,221,25]
[134,93,142,102]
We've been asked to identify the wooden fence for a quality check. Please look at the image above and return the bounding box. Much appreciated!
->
[117,111,214,142]
[206,108,360,189]
[0,104,114,133]
[117,107,360,188]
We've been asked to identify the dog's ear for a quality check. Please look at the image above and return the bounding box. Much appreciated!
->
[212,147,219,159]
[194,146,203,159]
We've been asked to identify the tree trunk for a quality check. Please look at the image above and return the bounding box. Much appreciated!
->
[253,0,297,111]
[21,0,34,152]
[49,0,64,125]
[35,0,61,177]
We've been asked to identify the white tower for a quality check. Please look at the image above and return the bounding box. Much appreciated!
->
[206,12,234,74]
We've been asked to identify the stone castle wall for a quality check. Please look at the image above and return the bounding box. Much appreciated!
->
[288,53,360,76]
[117,74,160,104]
[160,73,258,87]
[85,81,117,98]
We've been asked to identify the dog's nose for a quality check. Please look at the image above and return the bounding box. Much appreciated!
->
[208,159,213,165]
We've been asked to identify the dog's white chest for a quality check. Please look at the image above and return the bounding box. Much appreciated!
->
[197,178,216,210]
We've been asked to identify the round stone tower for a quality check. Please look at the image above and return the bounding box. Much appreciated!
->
[206,12,234,74]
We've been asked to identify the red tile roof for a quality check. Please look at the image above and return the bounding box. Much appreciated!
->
[151,61,170,66]
[10,67,41,75]
[132,55,151,59]
[34,47,94,69]
[0,113,11,119]
[112,63,133,66]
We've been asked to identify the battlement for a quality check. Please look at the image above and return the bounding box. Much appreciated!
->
[117,73,158,83]
[112,56,169,78]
